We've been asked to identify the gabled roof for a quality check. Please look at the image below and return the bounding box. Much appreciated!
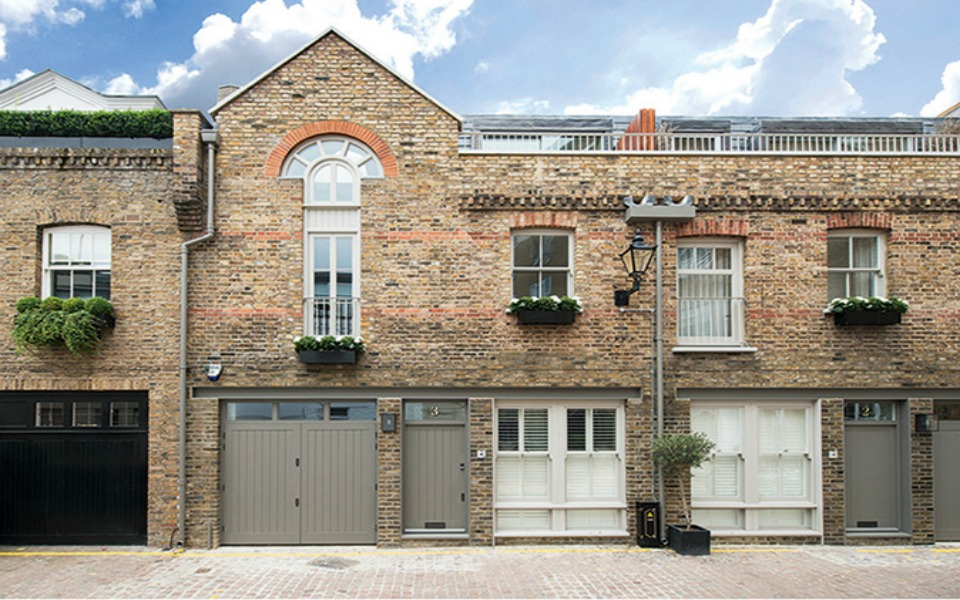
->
[0,69,166,111]
[209,27,461,123]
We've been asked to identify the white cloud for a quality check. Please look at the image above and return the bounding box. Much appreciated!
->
[495,98,551,114]
[0,67,34,91]
[0,0,89,60]
[122,0,154,19]
[104,72,138,94]
[920,60,960,117]
[126,0,472,109]
[567,0,885,117]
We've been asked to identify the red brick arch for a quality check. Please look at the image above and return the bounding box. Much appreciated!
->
[826,212,893,231]
[265,121,398,177]
[677,218,750,238]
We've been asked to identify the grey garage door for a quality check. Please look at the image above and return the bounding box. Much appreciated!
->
[222,401,377,544]
[934,408,960,541]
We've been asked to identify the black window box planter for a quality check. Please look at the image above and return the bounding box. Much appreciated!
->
[514,310,577,325]
[832,311,902,326]
[667,524,711,556]
[297,350,357,364]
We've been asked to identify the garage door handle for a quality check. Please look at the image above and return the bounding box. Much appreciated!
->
[295,498,300,507]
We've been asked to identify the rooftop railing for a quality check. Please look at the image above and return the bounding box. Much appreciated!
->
[458,132,960,155]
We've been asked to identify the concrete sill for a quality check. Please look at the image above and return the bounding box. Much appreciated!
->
[672,346,758,354]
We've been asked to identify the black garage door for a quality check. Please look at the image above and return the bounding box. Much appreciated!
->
[0,391,147,545]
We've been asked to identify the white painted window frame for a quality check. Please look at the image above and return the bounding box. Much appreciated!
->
[510,229,574,298]
[826,229,886,300]
[691,400,822,536]
[675,238,745,347]
[493,400,626,537]
[41,224,112,299]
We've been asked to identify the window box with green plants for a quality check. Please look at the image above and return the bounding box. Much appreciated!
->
[13,296,116,355]
[506,295,582,325]
[827,296,908,326]
[651,432,716,556]
[294,335,365,364]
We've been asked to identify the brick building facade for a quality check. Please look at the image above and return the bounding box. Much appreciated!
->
[2,30,958,548]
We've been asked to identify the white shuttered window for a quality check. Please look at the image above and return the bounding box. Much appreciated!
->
[691,402,819,534]
[495,402,625,535]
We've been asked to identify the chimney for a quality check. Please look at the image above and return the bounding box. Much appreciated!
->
[217,84,240,103]
[618,108,656,151]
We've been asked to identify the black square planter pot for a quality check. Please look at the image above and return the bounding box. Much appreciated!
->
[667,524,711,556]
[832,311,902,326]
[297,350,357,364]
[514,310,577,325]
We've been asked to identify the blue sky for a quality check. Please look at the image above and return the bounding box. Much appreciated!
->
[0,0,958,117]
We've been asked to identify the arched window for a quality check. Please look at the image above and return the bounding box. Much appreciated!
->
[282,136,383,206]
[42,225,111,299]
[282,136,382,338]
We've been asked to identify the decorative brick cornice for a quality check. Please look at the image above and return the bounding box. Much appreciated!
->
[825,212,893,231]
[459,194,623,211]
[265,121,398,177]
[0,149,169,170]
[510,211,578,230]
[677,218,749,238]
[459,193,960,212]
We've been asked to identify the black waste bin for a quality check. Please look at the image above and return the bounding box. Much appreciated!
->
[636,500,662,547]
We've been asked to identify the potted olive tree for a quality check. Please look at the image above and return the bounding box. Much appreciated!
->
[651,432,715,555]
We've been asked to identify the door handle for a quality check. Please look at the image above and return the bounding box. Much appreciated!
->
[459,463,465,471]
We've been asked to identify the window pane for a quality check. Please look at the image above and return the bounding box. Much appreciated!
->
[313,237,330,269]
[758,509,809,530]
[593,409,617,451]
[541,236,569,268]
[73,402,102,427]
[73,233,92,265]
[313,165,331,202]
[329,402,375,421]
[523,409,549,451]
[496,509,550,531]
[513,235,539,267]
[73,271,93,299]
[346,143,368,163]
[692,508,742,529]
[278,402,324,420]
[320,140,344,156]
[852,237,878,268]
[360,160,382,178]
[828,272,847,299]
[335,164,353,202]
[336,237,353,270]
[226,402,273,421]
[695,247,712,269]
[567,409,586,452]
[53,272,72,298]
[0,401,30,428]
[539,272,568,297]
[567,509,619,530]
[404,402,466,422]
[110,402,140,427]
[36,402,65,427]
[498,409,519,451]
[93,234,111,266]
[512,271,541,298]
[850,272,875,297]
[95,271,111,300]
[827,237,849,268]
[714,248,731,270]
[677,247,694,270]
[50,233,70,264]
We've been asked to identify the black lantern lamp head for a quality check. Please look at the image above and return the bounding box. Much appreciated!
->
[614,230,657,306]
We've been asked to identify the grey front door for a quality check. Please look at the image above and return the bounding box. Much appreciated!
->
[934,417,960,540]
[844,402,902,531]
[402,401,469,533]
[222,401,376,544]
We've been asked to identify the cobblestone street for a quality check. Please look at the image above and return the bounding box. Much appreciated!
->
[2,543,959,598]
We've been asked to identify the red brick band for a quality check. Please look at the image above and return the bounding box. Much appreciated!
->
[265,121,398,177]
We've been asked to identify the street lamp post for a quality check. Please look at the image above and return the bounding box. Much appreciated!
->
[617,194,697,544]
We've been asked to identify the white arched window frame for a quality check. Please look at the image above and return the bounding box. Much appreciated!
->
[42,225,112,300]
[282,136,383,337]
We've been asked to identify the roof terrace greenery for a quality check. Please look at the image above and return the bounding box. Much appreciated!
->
[0,109,173,139]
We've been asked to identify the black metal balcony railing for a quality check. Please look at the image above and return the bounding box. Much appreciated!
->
[304,296,360,338]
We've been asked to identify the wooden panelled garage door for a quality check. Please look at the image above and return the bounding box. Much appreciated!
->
[222,401,377,544]
[0,391,148,545]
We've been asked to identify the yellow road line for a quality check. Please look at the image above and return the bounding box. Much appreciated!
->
[856,548,914,554]
[712,548,801,553]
